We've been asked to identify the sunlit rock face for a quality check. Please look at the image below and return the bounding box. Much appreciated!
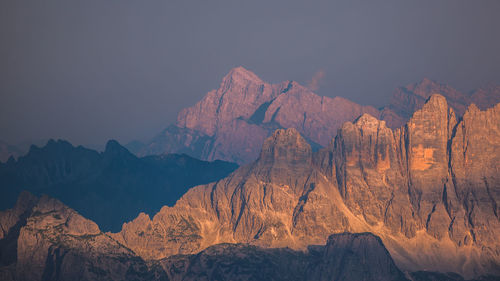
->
[2,94,497,280]
[0,197,408,281]
[116,95,500,279]
[0,193,166,281]
[137,66,379,164]
[449,103,500,247]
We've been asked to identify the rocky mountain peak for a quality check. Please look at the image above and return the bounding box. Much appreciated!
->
[415,77,438,89]
[464,102,480,115]
[423,93,448,109]
[314,232,407,281]
[104,139,133,157]
[29,195,101,236]
[145,67,381,164]
[258,128,312,167]
[408,78,455,99]
[470,85,500,110]
[353,113,386,131]
[407,94,454,130]
[26,139,73,156]
[222,66,263,85]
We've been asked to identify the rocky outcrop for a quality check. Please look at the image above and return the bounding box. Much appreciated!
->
[2,94,499,279]
[133,71,499,164]
[470,85,500,111]
[325,95,500,277]
[137,67,379,164]
[0,193,167,281]
[113,128,350,260]
[380,78,500,128]
[115,95,500,278]
[160,232,407,281]
[0,193,417,281]
[0,139,237,231]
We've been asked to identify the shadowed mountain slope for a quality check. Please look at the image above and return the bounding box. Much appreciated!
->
[0,140,237,231]
[0,141,23,163]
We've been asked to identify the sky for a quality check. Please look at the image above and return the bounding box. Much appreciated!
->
[1,0,500,147]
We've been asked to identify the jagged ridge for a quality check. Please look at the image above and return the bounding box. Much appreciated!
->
[115,94,500,278]
[0,139,237,231]
[0,193,409,281]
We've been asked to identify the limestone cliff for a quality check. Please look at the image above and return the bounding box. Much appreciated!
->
[0,193,166,281]
[0,193,412,281]
[116,95,500,278]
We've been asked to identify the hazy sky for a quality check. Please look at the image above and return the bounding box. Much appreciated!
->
[1,0,500,147]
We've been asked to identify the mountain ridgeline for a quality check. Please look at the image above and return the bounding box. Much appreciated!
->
[0,94,499,280]
[0,140,237,231]
[0,193,413,281]
[129,67,500,164]
[113,94,500,278]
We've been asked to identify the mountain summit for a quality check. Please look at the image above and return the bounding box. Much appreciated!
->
[115,95,500,278]
[136,67,378,164]
[129,68,500,164]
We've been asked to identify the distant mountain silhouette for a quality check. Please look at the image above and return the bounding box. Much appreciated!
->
[0,141,22,163]
[0,139,237,231]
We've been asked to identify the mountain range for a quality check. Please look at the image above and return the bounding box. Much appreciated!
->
[0,140,237,231]
[128,67,500,164]
[0,67,499,281]
[113,94,500,279]
[1,93,498,280]
[2,192,497,281]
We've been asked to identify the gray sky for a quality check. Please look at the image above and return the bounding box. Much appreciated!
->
[1,0,500,147]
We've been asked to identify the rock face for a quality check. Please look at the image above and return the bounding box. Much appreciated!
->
[0,193,167,281]
[133,70,499,165]
[160,232,407,281]
[135,67,378,164]
[0,139,237,231]
[115,95,500,279]
[380,78,500,128]
[0,193,412,281]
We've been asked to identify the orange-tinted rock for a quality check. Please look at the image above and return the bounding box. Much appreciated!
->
[117,95,500,278]
[4,95,498,279]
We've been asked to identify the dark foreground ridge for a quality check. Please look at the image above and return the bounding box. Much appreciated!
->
[0,139,237,231]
